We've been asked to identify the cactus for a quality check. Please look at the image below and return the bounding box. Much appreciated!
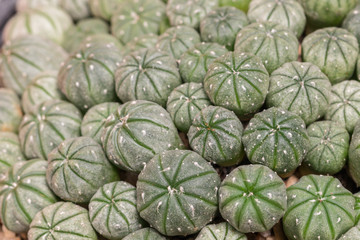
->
[340,227,360,240]
[348,120,360,186]
[124,34,159,54]
[219,0,251,12]
[16,0,59,11]
[195,222,247,240]
[0,88,23,132]
[82,34,124,51]
[355,192,360,226]
[137,150,220,236]
[188,106,244,166]
[0,132,25,179]
[283,174,355,240]
[60,0,91,20]
[342,4,360,45]
[89,0,124,20]
[122,228,167,240]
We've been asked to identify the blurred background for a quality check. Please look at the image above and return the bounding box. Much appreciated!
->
[0,0,17,45]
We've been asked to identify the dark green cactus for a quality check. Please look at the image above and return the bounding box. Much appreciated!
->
[122,228,167,240]
[0,132,25,179]
[195,222,247,240]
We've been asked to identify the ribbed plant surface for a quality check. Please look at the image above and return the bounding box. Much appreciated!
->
[0,88,23,132]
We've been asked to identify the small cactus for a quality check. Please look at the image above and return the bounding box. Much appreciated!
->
[195,222,247,240]
[0,88,23,132]
[122,228,167,240]
[0,132,25,179]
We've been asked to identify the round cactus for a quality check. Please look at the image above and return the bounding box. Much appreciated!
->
[266,61,332,125]
[325,80,360,133]
[340,227,360,240]
[167,83,211,133]
[81,102,120,144]
[302,27,359,84]
[137,150,220,236]
[83,34,124,51]
[0,88,23,132]
[179,42,228,83]
[247,0,306,38]
[124,34,159,54]
[348,120,360,186]
[0,132,25,179]
[195,222,247,240]
[283,174,355,240]
[242,107,309,175]
[19,100,82,160]
[200,7,249,50]
[234,22,299,73]
[188,106,244,166]
[46,136,119,203]
[115,49,181,107]
[28,202,98,240]
[156,26,201,60]
[0,36,67,95]
[342,4,360,45]
[166,0,218,28]
[60,0,91,20]
[355,192,360,225]
[16,0,60,11]
[203,51,269,119]
[219,164,287,233]
[219,0,251,12]
[89,181,145,239]
[102,100,183,173]
[89,0,124,20]
[3,6,72,44]
[21,72,64,114]
[304,121,349,175]
[0,160,57,233]
[122,228,166,240]
[111,0,165,45]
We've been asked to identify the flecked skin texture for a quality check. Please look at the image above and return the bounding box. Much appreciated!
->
[0,160,57,233]
[0,36,67,95]
[21,72,64,114]
[219,165,286,233]
[19,100,82,160]
[325,80,360,133]
[156,26,201,60]
[102,100,183,173]
[16,0,59,11]
[111,0,165,45]
[304,121,349,175]
[122,228,167,240]
[46,137,119,203]
[195,222,247,240]
[188,106,244,166]
[124,34,159,55]
[203,52,269,120]
[219,0,251,12]
[167,83,212,133]
[283,175,355,240]
[242,107,309,175]
[82,34,124,52]
[200,7,249,50]
[58,41,122,112]
[342,4,360,45]
[179,42,228,83]
[248,0,306,38]
[89,0,124,20]
[348,120,360,186]
[89,181,145,240]
[60,0,91,20]
[115,49,181,107]
[137,150,221,236]
[0,88,23,132]
[81,102,120,144]
[234,22,299,73]
[28,202,98,240]
[340,226,360,240]
[266,61,331,125]
[3,6,72,44]
[302,27,359,84]
[166,0,218,28]
[355,192,360,226]
[0,132,25,179]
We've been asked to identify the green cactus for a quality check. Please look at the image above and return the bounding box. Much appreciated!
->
[89,0,124,20]
[219,0,251,12]
[16,0,59,11]
[122,228,167,240]
[136,150,221,236]
[82,34,124,52]
[348,120,360,186]
[195,222,247,240]
[340,226,360,240]
[0,88,23,132]
[60,0,91,20]
[355,192,360,225]
[124,34,159,54]
[342,4,360,45]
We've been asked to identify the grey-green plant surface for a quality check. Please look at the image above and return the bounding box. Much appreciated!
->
[266,61,332,125]
[342,4,360,45]
[355,192,360,225]
[89,0,124,20]
[349,120,360,186]
[122,228,167,240]
[304,121,349,175]
[302,27,359,84]
[0,160,57,233]
[166,0,218,28]
[283,174,355,240]
[82,34,124,51]
[340,226,360,240]
[188,106,244,166]
[247,0,306,38]
[0,132,25,179]
[200,6,249,50]
[195,222,247,240]
[81,102,120,144]
[102,100,183,173]
[2,6,73,44]
[89,181,145,240]
[46,136,119,203]
[16,0,60,11]
[136,150,220,236]
[124,34,159,55]
[325,80,360,133]
[203,52,269,120]
[179,42,228,83]
[166,83,211,133]
[111,0,165,45]
[19,100,82,160]
[28,201,98,240]
[21,72,64,114]
[219,164,287,233]
[0,36,68,95]
[156,26,201,60]
[115,49,181,107]
[234,22,299,73]
[60,0,91,20]
[0,88,23,132]
[219,0,251,12]
[242,107,309,175]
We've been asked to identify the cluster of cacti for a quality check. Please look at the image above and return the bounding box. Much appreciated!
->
[2,0,360,239]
